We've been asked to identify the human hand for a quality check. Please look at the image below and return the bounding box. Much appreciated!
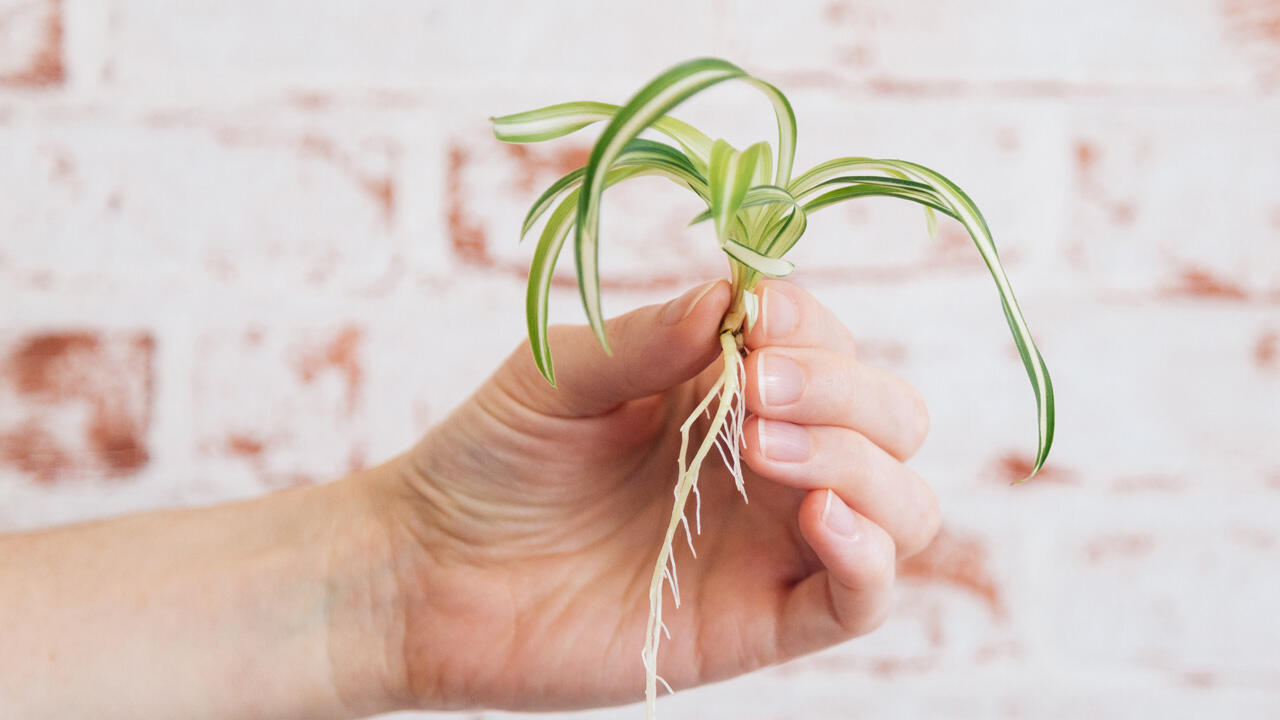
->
[368,278,940,711]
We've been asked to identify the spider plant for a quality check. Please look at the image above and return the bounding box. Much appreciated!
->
[491,57,1054,717]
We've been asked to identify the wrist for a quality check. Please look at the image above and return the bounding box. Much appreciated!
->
[314,464,418,716]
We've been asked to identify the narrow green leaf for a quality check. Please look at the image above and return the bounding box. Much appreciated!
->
[491,100,714,171]
[798,174,939,199]
[721,237,795,277]
[650,116,715,173]
[520,167,586,240]
[742,78,796,188]
[526,160,699,383]
[792,157,1054,478]
[892,159,1054,479]
[803,183,954,217]
[492,101,618,143]
[709,140,767,247]
[686,184,800,227]
[760,205,807,258]
[521,139,708,241]
[924,206,939,240]
[573,58,798,352]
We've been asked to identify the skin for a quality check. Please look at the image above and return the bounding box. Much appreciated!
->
[0,278,938,719]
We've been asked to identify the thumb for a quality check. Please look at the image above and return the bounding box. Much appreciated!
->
[506,279,732,417]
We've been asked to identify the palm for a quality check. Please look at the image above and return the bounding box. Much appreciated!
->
[388,281,937,711]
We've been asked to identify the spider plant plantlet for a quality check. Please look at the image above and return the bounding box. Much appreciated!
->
[491,57,1055,718]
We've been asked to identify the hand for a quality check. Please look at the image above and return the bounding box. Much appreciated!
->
[370,278,940,711]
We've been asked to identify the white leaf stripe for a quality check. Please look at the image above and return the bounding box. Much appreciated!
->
[491,101,616,142]
[521,139,708,242]
[573,58,801,353]
[577,60,746,352]
[721,238,794,277]
[492,101,715,168]
[803,184,953,216]
[686,184,800,226]
[526,161,705,382]
[709,140,767,247]
[743,78,797,187]
[503,59,1053,481]
[790,156,1053,477]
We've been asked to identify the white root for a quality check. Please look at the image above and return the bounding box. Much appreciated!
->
[643,332,747,720]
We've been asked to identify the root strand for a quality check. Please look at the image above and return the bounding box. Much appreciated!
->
[643,332,746,719]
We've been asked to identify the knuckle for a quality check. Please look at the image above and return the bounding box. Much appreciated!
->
[836,545,896,635]
[842,430,876,476]
[849,598,893,637]
[900,484,942,559]
[840,354,860,400]
[902,385,931,455]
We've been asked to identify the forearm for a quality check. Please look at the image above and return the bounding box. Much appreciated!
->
[0,472,411,719]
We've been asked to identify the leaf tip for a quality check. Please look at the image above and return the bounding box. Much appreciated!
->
[1010,456,1050,485]
[534,354,557,386]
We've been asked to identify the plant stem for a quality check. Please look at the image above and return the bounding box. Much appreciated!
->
[719,274,761,348]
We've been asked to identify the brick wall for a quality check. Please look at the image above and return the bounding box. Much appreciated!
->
[2,1,1278,717]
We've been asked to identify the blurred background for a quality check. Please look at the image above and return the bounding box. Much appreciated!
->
[1,1,1278,718]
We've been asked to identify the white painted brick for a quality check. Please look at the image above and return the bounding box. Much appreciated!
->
[724,0,1274,95]
[1042,508,1280,687]
[3,1,1280,715]
[0,106,447,294]
[1065,100,1280,298]
[92,0,719,101]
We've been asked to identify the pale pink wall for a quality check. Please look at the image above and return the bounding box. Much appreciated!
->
[2,1,1278,717]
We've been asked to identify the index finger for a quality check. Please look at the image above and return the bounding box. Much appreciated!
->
[742,279,857,357]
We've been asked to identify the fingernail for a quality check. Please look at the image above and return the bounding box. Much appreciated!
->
[759,418,811,462]
[762,288,797,339]
[759,353,804,407]
[822,490,859,538]
[662,281,718,326]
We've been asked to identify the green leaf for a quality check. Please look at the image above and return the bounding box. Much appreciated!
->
[760,204,807,258]
[802,182,954,217]
[505,59,1053,480]
[708,140,768,247]
[521,139,707,241]
[519,166,586,240]
[746,79,796,188]
[491,100,714,172]
[792,157,1055,479]
[526,157,704,383]
[573,58,799,352]
[492,101,617,143]
[721,237,794,277]
[686,184,800,227]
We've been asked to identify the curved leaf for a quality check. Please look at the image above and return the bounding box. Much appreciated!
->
[526,161,705,383]
[687,184,800,227]
[792,157,1054,478]
[722,237,794,277]
[709,140,768,247]
[760,204,807,258]
[521,139,708,241]
[574,58,799,352]
[492,100,714,171]
[803,183,954,217]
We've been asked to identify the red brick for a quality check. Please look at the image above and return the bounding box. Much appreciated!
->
[0,330,153,482]
[446,134,722,292]
[0,0,63,88]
